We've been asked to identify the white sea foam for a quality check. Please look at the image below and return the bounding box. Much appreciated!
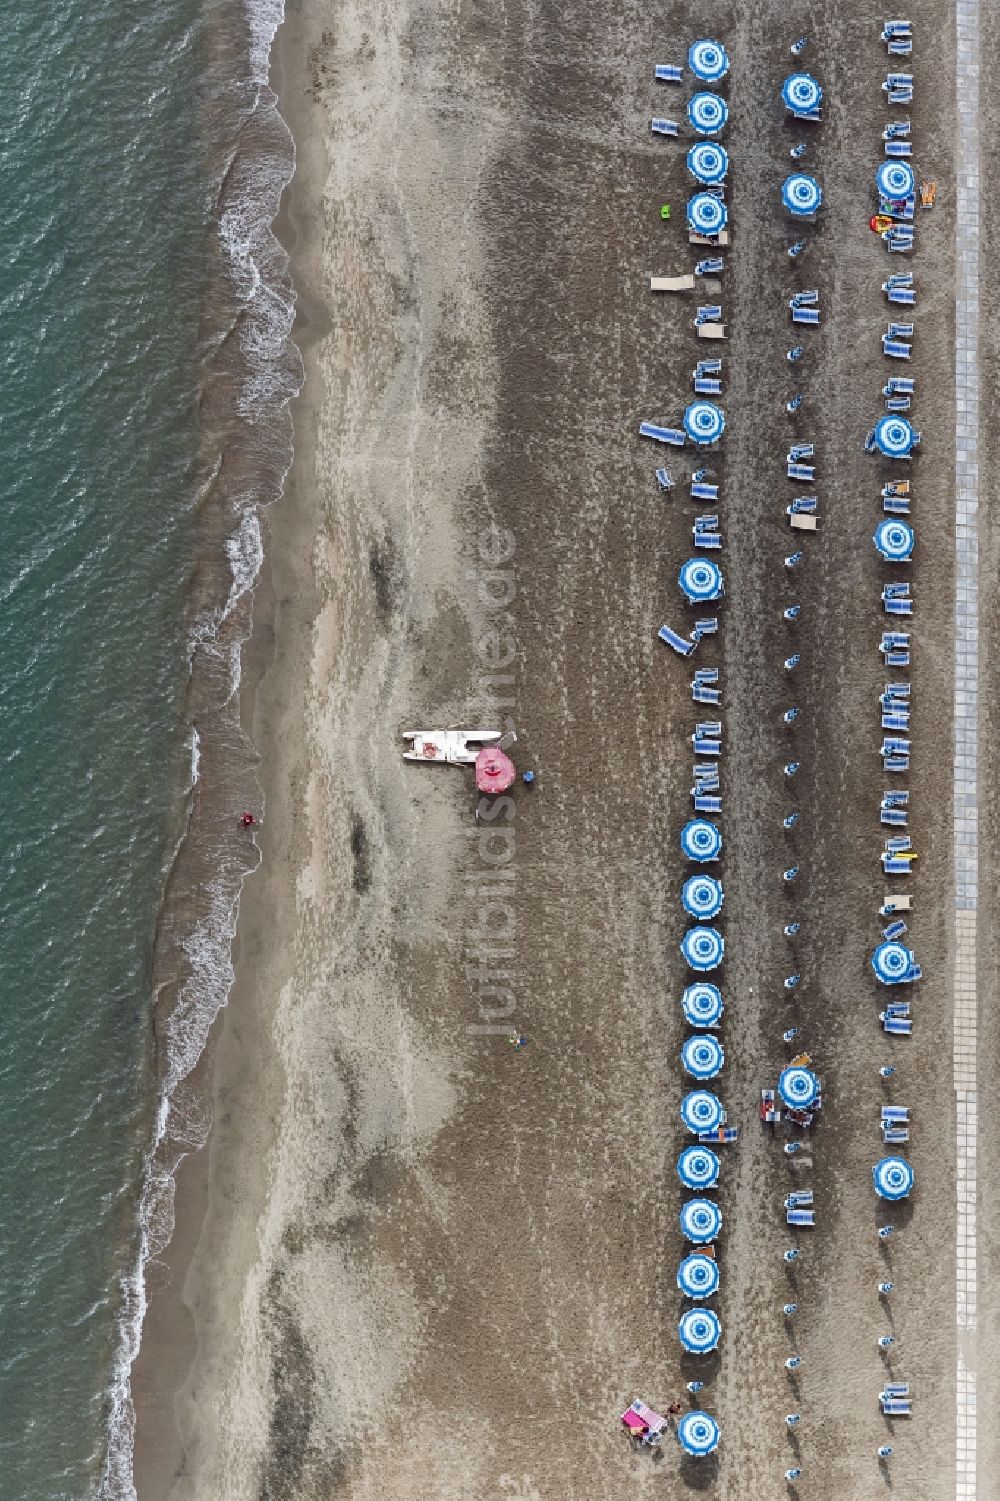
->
[94,0,301,1492]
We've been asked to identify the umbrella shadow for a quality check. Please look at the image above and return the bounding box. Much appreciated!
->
[680,1453,719,1492]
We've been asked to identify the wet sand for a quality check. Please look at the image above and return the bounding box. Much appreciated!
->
[133,0,991,1497]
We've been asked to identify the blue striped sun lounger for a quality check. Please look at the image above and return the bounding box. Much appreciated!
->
[887,285,915,304]
[693,794,722,813]
[654,63,683,82]
[883,338,911,359]
[692,617,719,638]
[885,397,911,412]
[691,482,719,500]
[655,468,674,491]
[651,118,679,137]
[658,624,695,656]
[694,378,722,395]
[791,306,820,325]
[787,462,815,481]
[640,422,685,446]
[884,140,912,157]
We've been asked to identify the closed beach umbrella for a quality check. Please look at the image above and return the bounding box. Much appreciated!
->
[680,1197,723,1244]
[682,874,724,919]
[677,1410,721,1456]
[871,940,918,984]
[782,173,823,216]
[677,1252,721,1299]
[778,1065,820,1109]
[688,38,729,82]
[782,72,822,116]
[681,925,725,972]
[873,1155,915,1200]
[682,981,724,1027]
[873,415,917,460]
[681,1089,725,1134]
[687,192,729,237]
[877,159,915,201]
[684,400,726,445]
[687,91,729,136]
[678,1307,722,1354]
[874,518,915,561]
[677,1144,721,1190]
[681,1033,725,1079]
[680,818,722,861]
[687,141,729,185]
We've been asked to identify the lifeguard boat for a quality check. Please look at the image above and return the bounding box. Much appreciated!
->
[402,728,502,765]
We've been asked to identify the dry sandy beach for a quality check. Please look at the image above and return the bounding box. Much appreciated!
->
[132,0,1000,1496]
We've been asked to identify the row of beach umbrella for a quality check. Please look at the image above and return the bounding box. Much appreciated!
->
[864,43,919,1468]
[672,44,730,1465]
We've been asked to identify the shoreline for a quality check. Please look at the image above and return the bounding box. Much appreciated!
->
[130,0,327,1491]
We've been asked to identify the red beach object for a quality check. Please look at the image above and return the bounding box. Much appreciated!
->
[475,745,516,794]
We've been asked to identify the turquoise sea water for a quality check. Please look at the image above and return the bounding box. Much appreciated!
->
[0,2,297,1497]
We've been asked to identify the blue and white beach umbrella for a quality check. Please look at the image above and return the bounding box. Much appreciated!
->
[677,1144,721,1190]
[687,141,729,185]
[683,400,726,445]
[687,92,729,136]
[782,72,822,116]
[678,1306,722,1354]
[682,982,724,1028]
[681,1089,725,1134]
[688,38,730,82]
[681,925,725,972]
[681,1032,725,1080]
[680,1197,723,1244]
[782,173,823,217]
[677,1410,721,1457]
[778,1065,820,1110]
[682,874,724,919]
[873,1155,915,1201]
[679,556,725,604]
[680,818,723,861]
[877,159,916,202]
[687,192,729,237]
[677,1252,721,1299]
[871,940,918,984]
[874,518,916,562]
[873,415,917,460]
